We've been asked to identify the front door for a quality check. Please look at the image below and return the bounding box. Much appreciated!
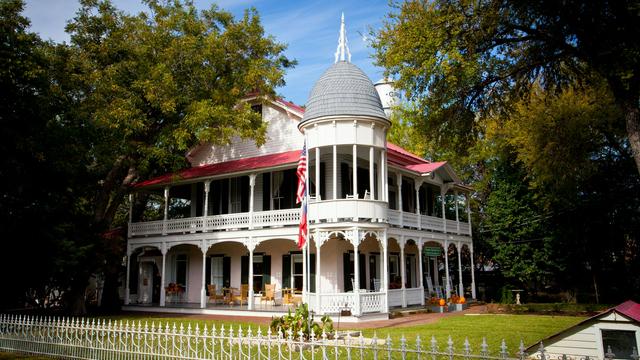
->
[369,254,381,290]
[138,261,154,304]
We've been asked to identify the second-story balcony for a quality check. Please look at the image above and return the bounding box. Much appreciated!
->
[129,208,301,237]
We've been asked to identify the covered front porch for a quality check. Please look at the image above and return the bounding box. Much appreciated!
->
[124,229,474,318]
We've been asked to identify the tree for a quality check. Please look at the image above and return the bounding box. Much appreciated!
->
[373,0,640,175]
[0,0,98,311]
[54,0,294,313]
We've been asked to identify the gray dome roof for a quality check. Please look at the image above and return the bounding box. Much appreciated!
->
[301,61,388,124]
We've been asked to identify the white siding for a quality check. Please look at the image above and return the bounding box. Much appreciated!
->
[188,104,304,166]
[543,318,640,360]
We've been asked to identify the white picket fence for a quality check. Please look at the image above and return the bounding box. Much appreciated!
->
[0,313,635,360]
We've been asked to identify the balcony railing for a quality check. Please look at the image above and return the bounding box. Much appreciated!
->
[129,208,300,237]
[387,209,471,235]
[129,205,471,237]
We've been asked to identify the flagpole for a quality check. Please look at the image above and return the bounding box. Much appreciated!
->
[304,136,311,303]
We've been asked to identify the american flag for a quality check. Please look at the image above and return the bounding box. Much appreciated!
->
[295,142,307,204]
[296,142,308,249]
[298,197,308,249]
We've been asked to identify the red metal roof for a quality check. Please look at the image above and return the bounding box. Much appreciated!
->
[615,300,640,322]
[405,162,447,174]
[386,142,428,165]
[134,150,301,188]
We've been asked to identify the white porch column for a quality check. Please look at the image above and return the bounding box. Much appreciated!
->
[302,241,307,299]
[400,236,406,308]
[333,145,337,200]
[315,239,321,314]
[383,150,388,202]
[248,243,254,310]
[369,146,374,200]
[470,243,477,299]
[444,241,451,298]
[315,147,320,200]
[353,230,361,316]
[160,244,167,307]
[249,174,256,229]
[415,181,422,229]
[124,247,131,305]
[203,180,210,231]
[379,149,384,201]
[441,188,447,233]
[418,240,425,305]
[352,144,358,197]
[128,194,133,223]
[397,173,403,226]
[163,186,170,235]
[455,190,460,234]
[200,241,207,309]
[457,242,464,297]
[433,252,440,287]
[382,230,389,313]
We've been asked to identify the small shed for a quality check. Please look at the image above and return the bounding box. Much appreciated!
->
[527,301,640,360]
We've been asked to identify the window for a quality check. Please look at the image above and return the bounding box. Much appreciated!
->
[253,255,264,293]
[292,253,303,291]
[175,254,188,288]
[388,254,400,289]
[602,330,638,360]
[210,256,224,290]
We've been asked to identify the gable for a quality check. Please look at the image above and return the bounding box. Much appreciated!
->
[187,101,304,167]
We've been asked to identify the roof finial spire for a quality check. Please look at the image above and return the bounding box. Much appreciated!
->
[334,12,351,63]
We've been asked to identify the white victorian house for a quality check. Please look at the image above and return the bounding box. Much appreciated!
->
[124,17,476,320]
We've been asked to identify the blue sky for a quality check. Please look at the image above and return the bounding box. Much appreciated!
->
[23,0,393,106]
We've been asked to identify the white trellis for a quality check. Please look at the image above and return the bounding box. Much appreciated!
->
[1,314,638,360]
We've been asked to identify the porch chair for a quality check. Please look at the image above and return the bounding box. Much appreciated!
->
[233,284,249,306]
[373,278,381,292]
[261,284,276,306]
[207,284,224,304]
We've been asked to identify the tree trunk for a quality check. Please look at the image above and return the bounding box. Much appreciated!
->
[624,101,640,175]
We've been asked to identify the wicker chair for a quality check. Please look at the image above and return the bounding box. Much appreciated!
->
[261,284,276,306]
[207,284,224,304]
[233,284,249,306]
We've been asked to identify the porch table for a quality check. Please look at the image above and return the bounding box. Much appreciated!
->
[221,287,237,305]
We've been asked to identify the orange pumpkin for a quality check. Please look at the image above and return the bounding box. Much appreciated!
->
[459,297,466,304]
[439,298,446,306]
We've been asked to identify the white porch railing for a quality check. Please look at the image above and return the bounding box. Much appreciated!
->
[405,287,424,306]
[360,292,385,313]
[130,209,300,237]
[388,289,403,307]
[421,215,444,232]
[252,208,299,228]
[388,209,401,225]
[1,313,578,360]
[315,293,356,314]
[403,212,419,228]
[129,207,471,237]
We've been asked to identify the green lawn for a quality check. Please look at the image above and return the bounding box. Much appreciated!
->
[1,313,585,359]
[88,312,584,356]
[357,314,584,353]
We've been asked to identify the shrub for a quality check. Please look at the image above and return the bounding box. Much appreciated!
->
[269,303,334,340]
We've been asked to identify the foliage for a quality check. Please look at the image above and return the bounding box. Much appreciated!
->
[269,303,334,340]
[0,0,293,313]
[375,0,640,302]
[373,0,640,174]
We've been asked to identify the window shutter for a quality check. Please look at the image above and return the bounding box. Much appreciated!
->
[343,253,352,292]
[262,173,271,210]
[241,176,249,212]
[205,256,211,295]
[309,253,316,292]
[241,255,249,285]
[223,256,231,288]
[263,255,271,285]
[359,253,366,290]
[282,254,291,288]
